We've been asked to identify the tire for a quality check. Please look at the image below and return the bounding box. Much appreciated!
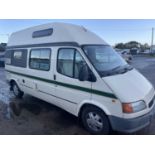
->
[12,82,24,98]
[81,106,110,135]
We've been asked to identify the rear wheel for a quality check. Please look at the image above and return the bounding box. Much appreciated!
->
[81,106,110,135]
[12,82,24,98]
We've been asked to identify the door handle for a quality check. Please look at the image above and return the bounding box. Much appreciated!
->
[53,74,56,80]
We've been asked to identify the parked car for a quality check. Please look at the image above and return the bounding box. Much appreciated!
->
[121,51,133,63]
[117,50,132,63]
[130,48,140,55]
[5,23,155,134]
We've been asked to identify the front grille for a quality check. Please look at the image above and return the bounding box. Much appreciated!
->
[149,97,155,108]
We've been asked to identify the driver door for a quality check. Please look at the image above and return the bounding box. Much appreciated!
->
[54,48,92,114]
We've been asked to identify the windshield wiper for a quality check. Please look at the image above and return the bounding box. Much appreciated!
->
[126,65,133,71]
[118,65,133,74]
[111,65,122,71]
[100,66,124,77]
[100,65,134,77]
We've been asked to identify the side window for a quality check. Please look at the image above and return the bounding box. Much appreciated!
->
[57,49,74,77]
[29,50,40,69]
[74,52,85,78]
[57,48,86,78]
[40,49,51,70]
[29,48,51,71]
[5,49,27,67]
[14,51,22,59]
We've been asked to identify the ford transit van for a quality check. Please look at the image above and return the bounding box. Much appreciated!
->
[5,23,155,134]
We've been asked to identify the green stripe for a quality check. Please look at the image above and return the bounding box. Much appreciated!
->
[6,69,117,99]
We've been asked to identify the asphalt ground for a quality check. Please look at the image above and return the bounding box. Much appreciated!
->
[1,55,155,134]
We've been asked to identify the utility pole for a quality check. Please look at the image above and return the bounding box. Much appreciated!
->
[151,27,154,54]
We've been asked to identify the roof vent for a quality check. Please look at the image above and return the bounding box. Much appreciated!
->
[32,28,53,38]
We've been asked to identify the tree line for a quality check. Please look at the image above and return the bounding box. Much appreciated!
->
[115,41,150,52]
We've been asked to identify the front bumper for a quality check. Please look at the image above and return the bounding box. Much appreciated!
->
[109,104,155,133]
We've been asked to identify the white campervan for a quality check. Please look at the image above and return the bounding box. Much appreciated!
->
[5,23,155,134]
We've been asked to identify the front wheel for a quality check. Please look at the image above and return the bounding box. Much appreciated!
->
[12,82,24,98]
[81,106,110,135]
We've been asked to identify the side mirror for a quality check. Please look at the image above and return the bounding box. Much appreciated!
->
[78,65,96,82]
[78,65,89,81]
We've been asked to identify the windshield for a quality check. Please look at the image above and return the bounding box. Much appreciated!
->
[83,45,132,77]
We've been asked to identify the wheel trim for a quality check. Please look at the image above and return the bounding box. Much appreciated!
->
[86,112,103,132]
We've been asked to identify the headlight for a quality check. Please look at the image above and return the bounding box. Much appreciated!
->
[122,101,147,113]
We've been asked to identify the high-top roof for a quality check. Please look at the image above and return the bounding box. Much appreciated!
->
[7,22,108,47]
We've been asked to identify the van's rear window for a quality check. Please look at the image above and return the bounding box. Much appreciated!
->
[32,28,53,38]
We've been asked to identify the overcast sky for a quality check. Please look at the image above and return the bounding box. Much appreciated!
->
[0,19,155,45]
